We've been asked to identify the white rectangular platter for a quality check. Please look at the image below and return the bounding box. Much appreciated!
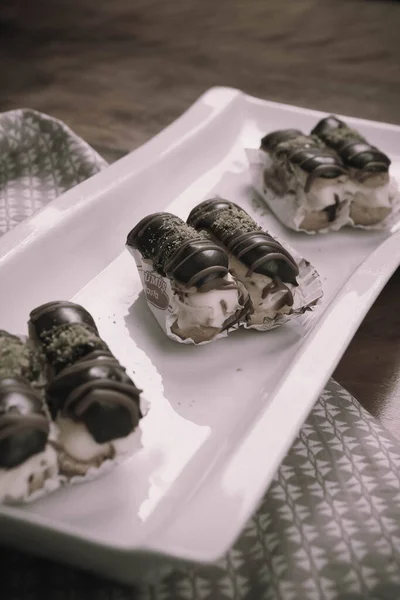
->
[0,87,399,584]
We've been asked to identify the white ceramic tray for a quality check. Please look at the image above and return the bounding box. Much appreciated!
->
[0,87,399,584]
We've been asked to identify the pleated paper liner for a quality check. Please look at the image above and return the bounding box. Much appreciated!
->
[131,238,323,338]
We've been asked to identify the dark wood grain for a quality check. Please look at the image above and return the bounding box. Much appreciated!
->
[0,0,399,437]
[335,267,400,438]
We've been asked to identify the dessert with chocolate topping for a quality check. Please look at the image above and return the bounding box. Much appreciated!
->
[126,213,250,343]
[312,116,398,226]
[46,356,142,477]
[259,130,349,231]
[188,199,323,329]
[28,301,143,477]
[0,331,58,503]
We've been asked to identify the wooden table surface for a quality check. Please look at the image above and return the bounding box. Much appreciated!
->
[1,0,400,436]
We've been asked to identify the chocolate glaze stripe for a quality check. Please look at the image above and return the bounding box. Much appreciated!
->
[0,382,49,435]
[128,213,221,259]
[63,379,141,419]
[127,212,190,262]
[0,380,43,400]
[29,300,98,333]
[29,301,112,375]
[286,147,339,164]
[311,116,391,172]
[226,230,297,269]
[188,199,299,283]
[220,291,252,330]
[77,350,118,363]
[46,354,142,442]
[340,143,390,166]
[29,302,135,389]
[234,236,284,260]
[262,130,345,165]
[127,212,172,245]
[53,356,129,380]
[261,129,347,187]
[236,236,297,276]
[163,236,229,281]
[304,164,346,193]
[333,140,389,168]
[127,212,230,288]
[0,414,49,442]
[324,194,340,222]
[186,265,232,289]
[261,278,294,308]
[249,252,293,275]
[261,129,303,152]
[281,144,346,178]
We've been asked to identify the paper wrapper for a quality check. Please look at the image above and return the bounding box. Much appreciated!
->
[246,148,350,235]
[246,148,400,234]
[241,237,323,332]
[129,248,247,345]
[129,240,322,338]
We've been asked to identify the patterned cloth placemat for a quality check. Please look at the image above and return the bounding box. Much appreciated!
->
[0,108,106,235]
[0,110,399,600]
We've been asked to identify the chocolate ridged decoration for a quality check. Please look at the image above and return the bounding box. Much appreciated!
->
[0,377,49,469]
[29,301,98,335]
[29,301,110,374]
[127,212,231,289]
[262,129,347,192]
[77,350,119,364]
[260,129,303,152]
[261,279,294,309]
[46,359,142,444]
[221,292,253,330]
[187,199,299,285]
[311,116,391,173]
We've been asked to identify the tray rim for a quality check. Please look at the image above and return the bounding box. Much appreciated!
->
[0,87,399,572]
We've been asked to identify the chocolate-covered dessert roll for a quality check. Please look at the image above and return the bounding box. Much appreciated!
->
[126,213,250,343]
[258,130,349,231]
[28,301,143,477]
[46,357,142,476]
[188,199,323,330]
[0,331,58,503]
[312,116,398,226]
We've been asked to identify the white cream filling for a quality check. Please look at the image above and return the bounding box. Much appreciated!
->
[172,273,242,332]
[263,152,347,212]
[346,179,391,208]
[0,444,58,503]
[57,417,138,463]
[291,164,347,212]
[229,256,294,320]
[306,177,347,211]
